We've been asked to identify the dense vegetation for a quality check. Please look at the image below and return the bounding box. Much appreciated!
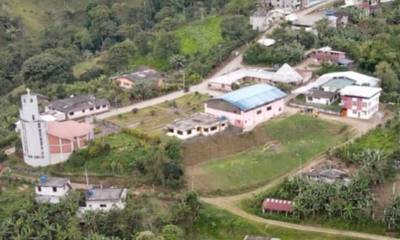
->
[0,0,257,144]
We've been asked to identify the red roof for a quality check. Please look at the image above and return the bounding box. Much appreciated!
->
[47,121,93,140]
[262,198,294,213]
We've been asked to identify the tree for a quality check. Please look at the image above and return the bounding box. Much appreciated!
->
[172,191,201,232]
[134,32,156,55]
[161,224,184,240]
[135,231,160,240]
[374,61,400,93]
[20,52,75,86]
[384,196,400,230]
[105,40,135,72]
[153,32,180,58]
[220,15,253,43]
[117,24,142,40]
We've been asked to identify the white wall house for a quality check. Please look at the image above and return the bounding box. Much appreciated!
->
[306,89,338,105]
[340,86,381,120]
[35,176,72,204]
[250,10,269,31]
[46,95,110,120]
[165,113,228,140]
[79,188,128,213]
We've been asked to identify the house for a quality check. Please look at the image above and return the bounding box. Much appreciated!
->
[165,113,228,140]
[112,67,164,90]
[35,176,72,204]
[79,188,128,213]
[265,0,304,11]
[18,91,94,167]
[262,198,294,214]
[46,95,110,120]
[305,167,350,184]
[207,64,309,92]
[250,10,269,31]
[339,85,381,119]
[312,46,347,63]
[317,71,380,89]
[205,84,287,131]
[306,89,338,105]
[343,0,380,15]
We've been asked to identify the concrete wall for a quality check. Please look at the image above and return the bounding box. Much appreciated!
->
[35,184,70,198]
[341,94,380,120]
[65,104,110,120]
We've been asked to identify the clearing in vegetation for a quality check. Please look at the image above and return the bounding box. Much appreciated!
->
[190,114,351,194]
[107,93,210,134]
[175,16,223,55]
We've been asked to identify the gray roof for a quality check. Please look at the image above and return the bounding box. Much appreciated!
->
[306,168,348,180]
[86,188,126,202]
[306,89,337,99]
[321,78,355,92]
[48,95,109,114]
[115,67,163,83]
[244,236,271,240]
[38,177,70,187]
[166,113,227,131]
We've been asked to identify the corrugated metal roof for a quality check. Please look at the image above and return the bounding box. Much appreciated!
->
[216,84,287,111]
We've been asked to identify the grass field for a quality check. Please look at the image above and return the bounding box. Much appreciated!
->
[190,115,350,194]
[175,16,223,55]
[195,204,361,240]
[73,56,103,78]
[107,93,210,134]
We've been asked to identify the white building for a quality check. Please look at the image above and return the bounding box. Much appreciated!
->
[79,188,128,213]
[46,95,110,120]
[339,86,381,119]
[306,89,338,105]
[19,90,52,167]
[18,90,94,167]
[35,176,72,204]
[165,113,228,140]
[250,10,270,31]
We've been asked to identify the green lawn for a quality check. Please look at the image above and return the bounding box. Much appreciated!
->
[195,204,361,240]
[175,16,223,55]
[107,93,210,134]
[191,115,350,194]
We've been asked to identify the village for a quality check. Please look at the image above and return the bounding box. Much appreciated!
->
[1,0,400,239]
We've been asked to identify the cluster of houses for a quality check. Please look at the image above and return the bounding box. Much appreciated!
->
[35,176,127,214]
[304,71,381,119]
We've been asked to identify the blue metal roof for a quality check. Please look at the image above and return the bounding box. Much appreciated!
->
[216,84,287,111]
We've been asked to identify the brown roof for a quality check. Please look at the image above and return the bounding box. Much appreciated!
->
[47,121,93,140]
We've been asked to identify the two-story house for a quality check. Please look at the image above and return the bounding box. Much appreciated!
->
[339,86,381,119]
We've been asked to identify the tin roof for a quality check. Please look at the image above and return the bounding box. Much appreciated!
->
[48,95,109,114]
[166,113,227,131]
[340,86,381,98]
[85,188,127,202]
[38,176,70,187]
[216,84,287,112]
[262,198,294,213]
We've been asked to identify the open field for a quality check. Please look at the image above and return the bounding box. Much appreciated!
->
[175,16,223,55]
[107,93,210,134]
[189,114,351,194]
[195,204,362,240]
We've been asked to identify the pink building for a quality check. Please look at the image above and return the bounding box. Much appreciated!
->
[205,84,287,131]
[47,121,94,163]
[339,86,381,120]
[313,46,346,63]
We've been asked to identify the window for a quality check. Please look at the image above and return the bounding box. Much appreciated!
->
[96,106,100,110]
[52,187,57,192]
[89,107,94,111]
[69,112,74,116]
[30,98,33,103]
[32,115,35,120]
[279,107,282,112]
[102,105,107,108]
[221,123,226,127]
[100,204,107,208]
[187,129,192,135]
[256,110,262,115]
[82,109,86,113]
[177,130,183,135]
[204,128,209,132]
[197,127,201,132]
[267,106,272,111]
[37,186,42,192]
[211,126,217,131]
[168,128,174,133]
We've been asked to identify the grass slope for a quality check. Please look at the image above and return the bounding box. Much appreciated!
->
[191,114,350,194]
[195,204,360,240]
[107,93,210,134]
[175,16,223,55]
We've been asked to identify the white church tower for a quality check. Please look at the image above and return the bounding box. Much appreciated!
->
[19,89,51,167]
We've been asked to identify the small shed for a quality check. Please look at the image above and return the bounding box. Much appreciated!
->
[262,198,294,214]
